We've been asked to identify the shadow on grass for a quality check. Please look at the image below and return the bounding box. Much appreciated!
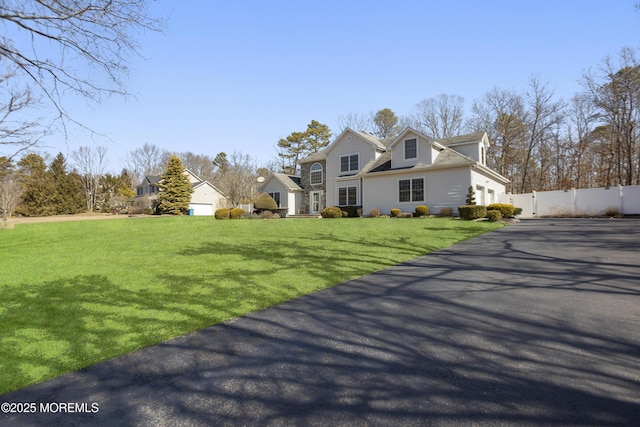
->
[2,224,473,395]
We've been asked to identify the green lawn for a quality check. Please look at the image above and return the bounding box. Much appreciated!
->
[0,216,502,394]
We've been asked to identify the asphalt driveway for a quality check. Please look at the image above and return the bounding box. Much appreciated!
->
[2,219,639,426]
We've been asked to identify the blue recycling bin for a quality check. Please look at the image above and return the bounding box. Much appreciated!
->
[188,208,194,216]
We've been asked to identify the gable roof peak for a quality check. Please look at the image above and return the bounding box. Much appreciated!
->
[324,127,386,153]
[387,126,435,149]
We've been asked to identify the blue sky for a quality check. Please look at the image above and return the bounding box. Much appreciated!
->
[32,0,640,171]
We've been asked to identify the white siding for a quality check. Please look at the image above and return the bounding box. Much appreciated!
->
[390,132,434,169]
[470,169,506,207]
[363,168,471,215]
[326,132,378,206]
[258,177,303,215]
[191,183,226,213]
[450,143,481,162]
[334,177,361,206]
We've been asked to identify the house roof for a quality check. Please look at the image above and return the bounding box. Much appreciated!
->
[355,130,386,150]
[259,173,303,192]
[325,128,387,156]
[137,175,161,187]
[438,131,488,147]
[298,151,326,164]
[360,149,475,175]
[134,169,228,196]
[358,138,509,184]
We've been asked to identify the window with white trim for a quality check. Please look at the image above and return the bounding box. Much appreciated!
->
[404,138,417,160]
[338,186,357,205]
[398,178,424,203]
[310,162,323,185]
[340,154,359,173]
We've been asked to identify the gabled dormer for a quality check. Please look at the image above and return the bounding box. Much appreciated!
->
[437,132,489,165]
[387,128,442,170]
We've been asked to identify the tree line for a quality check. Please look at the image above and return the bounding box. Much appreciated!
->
[331,48,640,194]
[0,145,270,218]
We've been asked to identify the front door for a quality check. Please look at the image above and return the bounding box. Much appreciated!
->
[310,191,322,213]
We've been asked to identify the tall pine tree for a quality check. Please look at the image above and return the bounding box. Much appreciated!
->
[157,154,193,215]
[49,153,85,215]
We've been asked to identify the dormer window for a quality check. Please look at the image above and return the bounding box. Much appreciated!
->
[340,154,359,173]
[404,138,417,160]
[310,162,323,185]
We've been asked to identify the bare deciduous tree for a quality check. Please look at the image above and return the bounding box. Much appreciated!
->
[0,0,164,125]
[0,156,21,220]
[213,151,257,207]
[565,94,598,188]
[0,68,51,159]
[71,145,108,212]
[469,88,527,191]
[178,152,216,183]
[520,75,567,192]
[122,143,169,186]
[583,47,640,186]
[336,111,373,134]
[414,94,465,139]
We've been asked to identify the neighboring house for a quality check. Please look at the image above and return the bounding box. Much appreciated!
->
[258,173,304,216]
[260,127,510,216]
[131,169,227,215]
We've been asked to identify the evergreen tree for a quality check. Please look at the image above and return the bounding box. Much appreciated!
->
[373,108,400,139]
[465,186,477,205]
[97,171,135,212]
[277,131,306,174]
[15,154,56,216]
[304,120,332,153]
[277,120,332,174]
[49,153,86,214]
[157,154,193,215]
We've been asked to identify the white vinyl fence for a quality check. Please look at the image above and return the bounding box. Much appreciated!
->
[499,185,640,218]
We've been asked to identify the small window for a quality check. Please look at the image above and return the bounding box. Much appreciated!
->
[405,138,417,159]
[310,162,323,185]
[268,192,281,207]
[340,154,359,173]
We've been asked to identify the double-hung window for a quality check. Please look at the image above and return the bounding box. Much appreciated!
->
[404,138,417,160]
[398,178,424,203]
[338,186,357,206]
[340,154,359,173]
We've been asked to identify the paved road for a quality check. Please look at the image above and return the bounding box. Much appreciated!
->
[2,219,639,426]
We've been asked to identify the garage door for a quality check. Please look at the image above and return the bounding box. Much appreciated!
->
[190,203,214,216]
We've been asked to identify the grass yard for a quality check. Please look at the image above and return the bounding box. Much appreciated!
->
[0,216,502,394]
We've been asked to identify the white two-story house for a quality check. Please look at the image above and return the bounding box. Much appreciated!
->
[261,127,509,216]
